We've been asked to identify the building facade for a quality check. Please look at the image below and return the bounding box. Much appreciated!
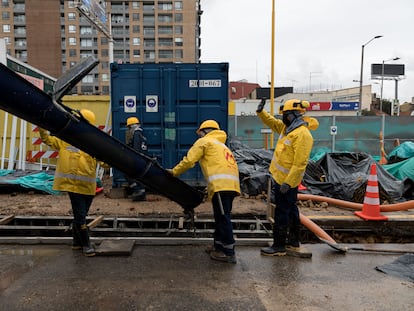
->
[0,0,201,95]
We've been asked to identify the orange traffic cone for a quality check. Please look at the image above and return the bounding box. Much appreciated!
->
[354,163,388,221]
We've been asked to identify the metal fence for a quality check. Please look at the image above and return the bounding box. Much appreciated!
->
[228,115,414,158]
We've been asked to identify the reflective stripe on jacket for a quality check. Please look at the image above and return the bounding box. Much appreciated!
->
[257,110,319,187]
[172,129,240,200]
[39,129,97,195]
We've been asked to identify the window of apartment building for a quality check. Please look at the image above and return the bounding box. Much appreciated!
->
[101,49,108,57]
[174,37,183,46]
[68,12,76,20]
[175,49,183,59]
[3,24,10,32]
[111,2,124,11]
[102,73,109,82]
[144,39,155,48]
[80,26,92,35]
[133,49,140,58]
[132,37,141,45]
[101,62,109,69]
[102,86,109,94]
[15,26,25,36]
[132,13,139,21]
[80,38,93,47]
[143,15,155,24]
[158,2,172,10]
[112,15,124,24]
[1,0,9,8]
[143,3,155,12]
[159,38,172,47]
[68,37,77,45]
[15,50,27,59]
[143,26,154,36]
[158,26,173,35]
[14,14,25,23]
[68,25,76,33]
[83,74,95,85]
[15,39,26,48]
[3,37,10,45]
[132,25,140,33]
[174,13,182,23]
[14,2,24,10]
[101,37,108,45]
[69,49,77,57]
[81,86,93,94]
[2,11,9,20]
[158,14,173,23]
[132,1,140,9]
[159,50,173,59]
[174,25,183,35]
[80,51,93,58]
[113,52,125,61]
[174,1,183,10]
[67,0,75,8]
[144,51,155,60]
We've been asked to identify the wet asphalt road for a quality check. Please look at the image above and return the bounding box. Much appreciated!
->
[0,243,413,311]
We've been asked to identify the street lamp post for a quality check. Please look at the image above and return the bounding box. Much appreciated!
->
[358,35,383,116]
[380,57,400,114]
[309,71,322,92]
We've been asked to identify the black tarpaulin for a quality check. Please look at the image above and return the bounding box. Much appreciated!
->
[376,254,414,283]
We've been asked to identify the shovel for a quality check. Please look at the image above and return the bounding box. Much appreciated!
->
[319,237,413,254]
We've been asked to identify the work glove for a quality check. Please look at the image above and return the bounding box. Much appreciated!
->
[279,183,291,194]
[256,97,266,113]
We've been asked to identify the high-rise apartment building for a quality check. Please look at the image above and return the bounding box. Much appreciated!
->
[0,0,202,95]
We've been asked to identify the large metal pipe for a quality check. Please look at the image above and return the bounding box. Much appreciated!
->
[0,63,203,210]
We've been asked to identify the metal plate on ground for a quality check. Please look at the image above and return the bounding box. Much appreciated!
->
[95,239,135,256]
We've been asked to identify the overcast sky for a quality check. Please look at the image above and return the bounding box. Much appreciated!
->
[200,0,413,104]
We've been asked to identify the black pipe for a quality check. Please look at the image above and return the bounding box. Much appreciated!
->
[0,63,203,210]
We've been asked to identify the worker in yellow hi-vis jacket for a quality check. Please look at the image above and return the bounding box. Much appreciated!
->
[168,120,240,264]
[256,98,319,257]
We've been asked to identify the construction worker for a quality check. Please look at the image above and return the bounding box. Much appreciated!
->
[256,98,319,257]
[168,120,240,264]
[38,109,104,257]
[125,116,147,201]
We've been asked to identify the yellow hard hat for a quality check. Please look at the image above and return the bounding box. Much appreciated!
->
[196,120,220,134]
[127,117,140,126]
[279,99,310,115]
[80,109,96,125]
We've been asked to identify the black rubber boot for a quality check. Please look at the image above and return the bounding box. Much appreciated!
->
[77,224,96,257]
[286,224,312,258]
[261,226,287,256]
[287,224,301,248]
[71,223,82,250]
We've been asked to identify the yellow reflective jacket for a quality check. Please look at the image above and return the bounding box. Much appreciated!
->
[172,129,240,200]
[257,110,319,187]
[39,129,97,195]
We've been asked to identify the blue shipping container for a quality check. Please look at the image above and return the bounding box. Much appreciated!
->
[110,62,229,187]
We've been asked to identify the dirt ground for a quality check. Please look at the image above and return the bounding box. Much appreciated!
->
[0,174,351,219]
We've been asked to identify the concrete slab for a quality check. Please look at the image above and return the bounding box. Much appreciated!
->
[95,239,135,256]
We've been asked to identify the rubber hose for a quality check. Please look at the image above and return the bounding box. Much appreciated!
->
[299,213,337,244]
[298,193,414,212]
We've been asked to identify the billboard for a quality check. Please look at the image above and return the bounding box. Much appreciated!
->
[308,102,359,111]
[371,64,405,79]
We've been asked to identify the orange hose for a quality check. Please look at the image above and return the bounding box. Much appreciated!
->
[298,193,414,212]
[299,213,337,244]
